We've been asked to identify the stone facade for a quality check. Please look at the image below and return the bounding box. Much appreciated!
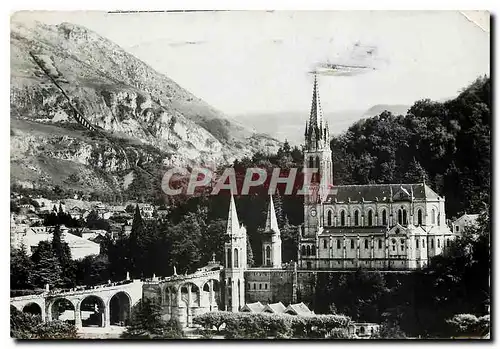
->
[299,76,456,271]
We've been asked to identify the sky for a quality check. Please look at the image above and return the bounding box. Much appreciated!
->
[13,11,490,116]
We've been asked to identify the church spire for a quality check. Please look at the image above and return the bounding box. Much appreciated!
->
[265,195,280,234]
[309,73,324,131]
[227,194,240,235]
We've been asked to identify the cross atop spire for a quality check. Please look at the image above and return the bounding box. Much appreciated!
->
[265,195,280,234]
[309,72,324,130]
[227,194,240,235]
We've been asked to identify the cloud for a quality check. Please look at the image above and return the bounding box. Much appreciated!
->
[168,40,207,47]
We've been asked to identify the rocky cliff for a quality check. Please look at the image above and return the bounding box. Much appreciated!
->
[10,19,279,199]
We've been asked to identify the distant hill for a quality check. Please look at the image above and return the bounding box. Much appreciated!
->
[233,104,412,146]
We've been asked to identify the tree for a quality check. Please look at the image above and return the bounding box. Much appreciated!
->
[51,226,75,287]
[246,235,254,267]
[121,298,183,339]
[11,245,33,290]
[75,254,111,286]
[30,241,63,288]
[376,320,407,339]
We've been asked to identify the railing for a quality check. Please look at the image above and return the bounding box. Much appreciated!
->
[11,279,137,300]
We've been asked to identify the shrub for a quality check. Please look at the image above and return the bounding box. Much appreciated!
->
[193,311,352,339]
[11,306,78,339]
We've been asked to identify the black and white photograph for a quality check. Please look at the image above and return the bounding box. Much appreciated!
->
[9,10,491,340]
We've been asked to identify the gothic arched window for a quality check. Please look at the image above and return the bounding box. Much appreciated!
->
[437,239,440,248]
[323,239,327,249]
[422,239,425,248]
[301,245,306,255]
[306,245,311,256]
[364,239,369,249]
[416,239,419,248]
[382,209,387,226]
[398,209,403,225]
[431,239,434,248]
[340,210,346,226]
[316,156,320,170]
[234,248,239,268]
[378,239,382,249]
[431,209,436,224]
[417,209,423,226]
[403,209,408,225]
[308,157,314,169]
[327,211,333,226]
[350,239,354,249]
[265,246,271,265]
[368,210,373,226]
[337,239,341,249]
[354,210,360,226]
[312,245,316,255]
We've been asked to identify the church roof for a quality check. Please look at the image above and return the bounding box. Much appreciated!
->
[309,74,324,130]
[227,194,240,235]
[324,183,440,203]
[264,195,280,234]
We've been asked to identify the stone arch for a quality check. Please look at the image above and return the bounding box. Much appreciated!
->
[340,210,346,226]
[367,209,374,226]
[234,248,239,268]
[265,246,271,265]
[226,248,232,268]
[50,298,75,324]
[109,291,131,326]
[382,209,387,226]
[431,208,436,224]
[327,210,333,226]
[23,302,42,317]
[79,295,105,328]
[354,210,360,226]
[180,282,200,307]
[201,279,220,310]
[417,209,423,226]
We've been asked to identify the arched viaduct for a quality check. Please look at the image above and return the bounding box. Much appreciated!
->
[10,280,143,330]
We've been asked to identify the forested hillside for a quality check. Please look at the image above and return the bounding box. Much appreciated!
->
[331,76,491,218]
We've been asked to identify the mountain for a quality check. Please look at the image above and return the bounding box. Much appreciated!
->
[233,104,411,146]
[361,104,411,118]
[10,19,279,199]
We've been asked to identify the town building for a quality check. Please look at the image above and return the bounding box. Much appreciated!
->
[451,213,480,234]
[11,226,100,260]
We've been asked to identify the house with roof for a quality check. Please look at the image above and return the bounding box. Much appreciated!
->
[284,302,314,316]
[262,302,287,314]
[240,302,266,313]
[452,213,480,234]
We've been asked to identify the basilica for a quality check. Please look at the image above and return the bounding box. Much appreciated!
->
[221,75,457,311]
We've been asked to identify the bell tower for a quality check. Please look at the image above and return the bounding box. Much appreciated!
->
[303,74,333,237]
[261,195,282,268]
[223,195,247,312]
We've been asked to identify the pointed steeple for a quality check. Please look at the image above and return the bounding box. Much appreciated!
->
[227,194,240,235]
[309,73,324,131]
[265,195,280,234]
